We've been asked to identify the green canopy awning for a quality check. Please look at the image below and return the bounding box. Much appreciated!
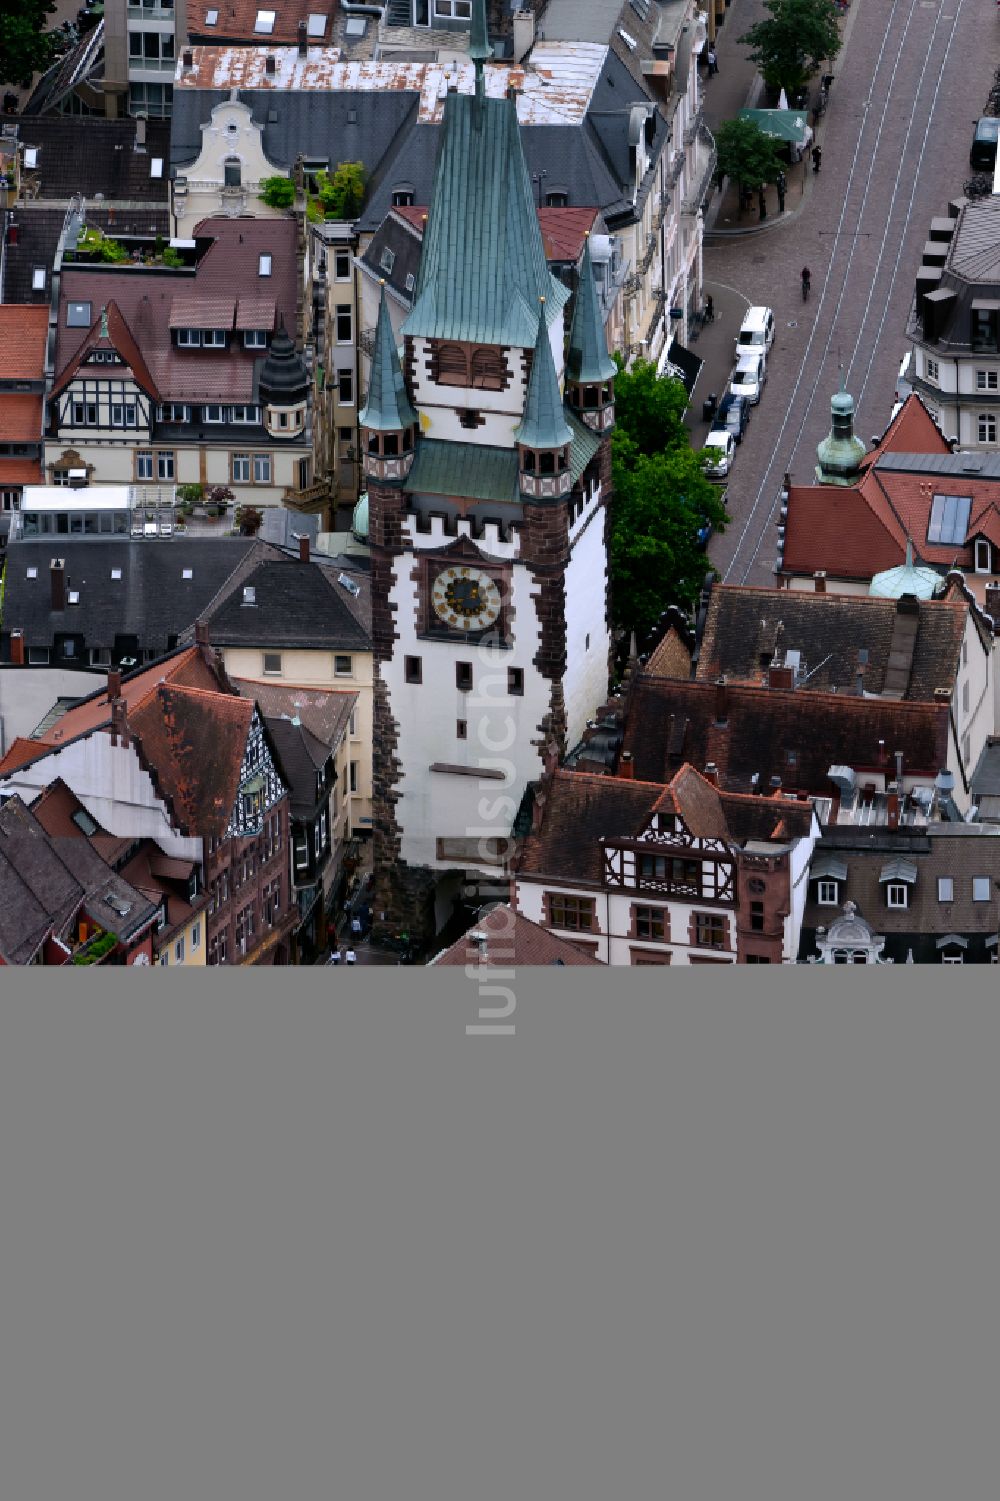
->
[738,108,812,146]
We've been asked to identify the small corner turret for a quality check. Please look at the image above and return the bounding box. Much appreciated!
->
[359,282,418,486]
[565,235,616,434]
[515,299,574,500]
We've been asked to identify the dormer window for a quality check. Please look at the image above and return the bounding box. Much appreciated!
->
[886,883,908,909]
[203,329,227,348]
[817,880,839,906]
[177,328,200,347]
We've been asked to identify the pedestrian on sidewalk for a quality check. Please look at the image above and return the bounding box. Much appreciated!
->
[812,145,822,174]
[757,185,767,221]
[704,294,714,323]
[776,171,787,212]
[345,948,357,965]
[706,46,718,77]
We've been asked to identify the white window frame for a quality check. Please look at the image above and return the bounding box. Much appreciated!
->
[334,654,352,677]
[972,877,991,902]
[337,370,354,405]
[941,952,964,964]
[262,651,282,676]
[976,369,998,391]
[975,538,991,573]
[334,249,352,280]
[937,877,954,902]
[203,404,225,423]
[232,452,251,483]
[177,328,201,347]
[817,880,838,906]
[978,412,997,444]
[244,330,267,349]
[252,453,272,484]
[157,451,175,481]
[335,305,353,343]
[886,883,908,909]
[926,357,939,384]
[258,253,273,277]
[202,329,227,348]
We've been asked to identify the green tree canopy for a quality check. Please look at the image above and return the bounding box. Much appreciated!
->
[0,1,57,89]
[314,162,366,220]
[739,0,842,96]
[713,117,786,192]
[609,358,727,644]
[259,175,295,210]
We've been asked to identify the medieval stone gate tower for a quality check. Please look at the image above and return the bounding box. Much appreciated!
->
[363,3,617,948]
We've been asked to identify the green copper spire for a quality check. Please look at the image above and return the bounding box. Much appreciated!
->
[403,86,568,348]
[566,236,616,386]
[515,301,573,451]
[469,0,492,75]
[359,283,418,433]
[815,381,867,485]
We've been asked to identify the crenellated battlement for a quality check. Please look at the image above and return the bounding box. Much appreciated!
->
[403,511,522,559]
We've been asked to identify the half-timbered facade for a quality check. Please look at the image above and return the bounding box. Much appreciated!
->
[511,764,820,966]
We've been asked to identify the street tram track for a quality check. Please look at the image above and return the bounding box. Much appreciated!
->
[715,0,968,586]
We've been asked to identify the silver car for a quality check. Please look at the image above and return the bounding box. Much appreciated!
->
[731,352,766,405]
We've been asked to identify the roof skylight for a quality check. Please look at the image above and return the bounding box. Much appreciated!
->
[255,9,276,33]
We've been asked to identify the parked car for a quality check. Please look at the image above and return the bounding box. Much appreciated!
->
[731,352,766,405]
[735,305,775,358]
[702,428,736,478]
[716,391,750,443]
[970,116,1000,170]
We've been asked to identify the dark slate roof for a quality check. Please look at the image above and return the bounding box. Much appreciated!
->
[695,585,968,701]
[799,824,1000,963]
[0,539,260,662]
[201,559,373,650]
[170,87,420,176]
[265,716,329,820]
[0,794,157,964]
[621,677,952,794]
[403,88,568,347]
[7,115,172,202]
[0,205,171,307]
[359,211,424,308]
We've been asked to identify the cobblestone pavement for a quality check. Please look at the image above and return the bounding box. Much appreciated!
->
[697,0,997,590]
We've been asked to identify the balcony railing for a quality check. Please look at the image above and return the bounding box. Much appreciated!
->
[682,123,718,217]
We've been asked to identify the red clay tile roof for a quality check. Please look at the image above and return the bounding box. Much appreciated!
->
[129,683,255,838]
[621,677,951,794]
[51,299,160,401]
[0,458,43,485]
[0,394,44,441]
[782,479,906,580]
[0,305,48,379]
[696,584,967,699]
[432,903,604,966]
[861,393,951,470]
[0,648,222,777]
[54,219,299,406]
[517,763,813,884]
[188,0,330,43]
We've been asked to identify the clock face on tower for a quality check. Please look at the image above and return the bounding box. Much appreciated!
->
[430,566,502,632]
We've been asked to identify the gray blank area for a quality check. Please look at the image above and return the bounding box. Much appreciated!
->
[0,972,997,1501]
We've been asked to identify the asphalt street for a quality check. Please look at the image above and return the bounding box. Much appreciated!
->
[698,0,998,589]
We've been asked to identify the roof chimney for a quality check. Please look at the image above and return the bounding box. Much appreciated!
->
[703,762,719,786]
[183,48,193,69]
[855,671,865,697]
[886,789,900,830]
[715,677,728,724]
[110,696,128,749]
[619,750,635,780]
[9,630,25,666]
[813,570,827,593]
[298,534,310,564]
[877,739,888,767]
[298,19,308,55]
[265,54,277,76]
[985,581,1000,622]
[50,557,66,611]
[106,669,122,703]
[767,665,795,691]
[894,750,905,784]
[769,775,782,796]
[135,116,146,147]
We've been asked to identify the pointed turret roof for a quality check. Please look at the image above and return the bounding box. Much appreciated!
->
[258,315,309,404]
[515,302,573,451]
[403,85,568,349]
[566,236,616,385]
[359,283,418,432]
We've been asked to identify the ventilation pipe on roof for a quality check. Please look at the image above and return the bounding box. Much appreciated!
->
[298,20,308,56]
[107,670,122,703]
[298,534,310,564]
[703,763,719,786]
[619,751,635,780]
